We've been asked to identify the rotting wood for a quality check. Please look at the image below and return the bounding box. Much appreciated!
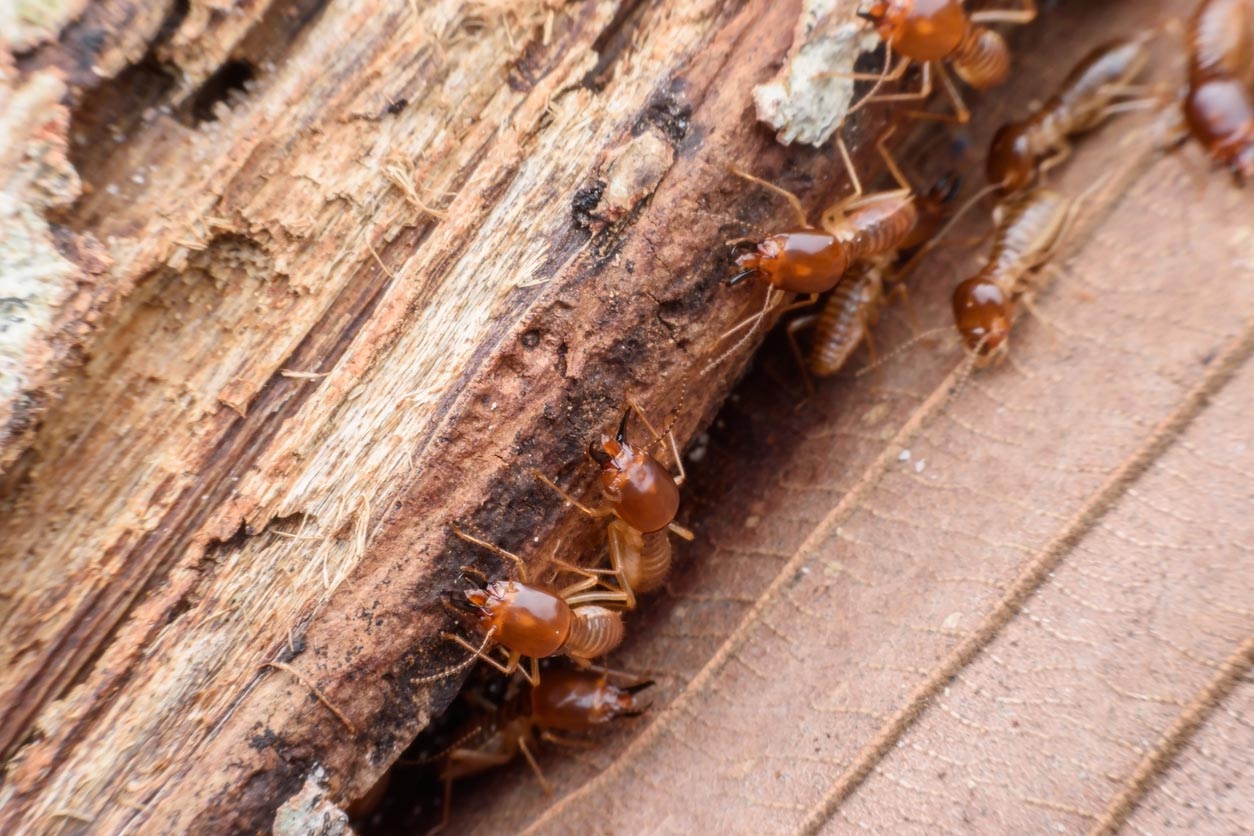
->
[0,0,911,832]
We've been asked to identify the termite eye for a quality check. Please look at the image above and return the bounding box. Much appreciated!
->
[588,442,613,466]
[932,172,961,204]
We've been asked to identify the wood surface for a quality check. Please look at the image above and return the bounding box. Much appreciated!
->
[0,0,879,832]
[3,0,1253,834]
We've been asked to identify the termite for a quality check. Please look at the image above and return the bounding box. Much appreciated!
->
[1182,0,1254,180]
[785,172,958,380]
[987,34,1154,191]
[533,395,692,606]
[951,187,1077,366]
[534,395,692,539]
[729,136,918,299]
[443,527,631,684]
[854,0,1038,123]
[429,669,653,833]
[710,134,922,374]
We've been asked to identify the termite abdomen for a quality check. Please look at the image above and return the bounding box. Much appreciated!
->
[951,26,1012,89]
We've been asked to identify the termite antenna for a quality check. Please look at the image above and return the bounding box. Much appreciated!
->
[893,180,1002,280]
[701,286,781,378]
[700,209,769,239]
[638,363,693,459]
[844,40,897,120]
[411,627,498,686]
[854,327,953,377]
[396,723,489,767]
[949,332,991,401]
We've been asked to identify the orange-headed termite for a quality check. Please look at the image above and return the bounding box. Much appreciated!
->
[534,395,692,541]
[786,172,958,380]
[709,135,923,375]
[853,0,1038,123]
[429,670,652,833]
[442,527,632,684]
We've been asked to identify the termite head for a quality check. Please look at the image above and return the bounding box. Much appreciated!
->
[1183,78,1254,184]
[900,171,961,250]
[952,276,1011,365]
[729,231,848,294]
[858,0,967,62]
[529,669,655,731]
[987,123,1035,192]
[447,579,572,658]
[444,580,504,630]
[589,410,680,533]
[926,171,962,206]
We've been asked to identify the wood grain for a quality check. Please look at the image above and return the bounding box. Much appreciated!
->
[5,0,1251,833]
[0,0,881,831]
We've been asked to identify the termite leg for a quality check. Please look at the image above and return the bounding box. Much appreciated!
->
[785,314,820,397]
[854,59,935,111]
[969,0,1036,25]
[821,44,907,86]
[902,62,970,124]
[603,520,640,611]
[840,46,912,120]
[858,306,881,377]
[452,525,531,582]
[837,130,913,211]
[886,282,922,336]
[539,731,598,749]
[668,521,695,541]
[531,470,615,520]
[1019,294,1058,350]
[445,748,516,771]
[777,293,822,317]
[432,776,453,835]
[1037,142,1073,181]
[516,738,553,794]
[1096,94,1168,120]
[876,125,915,194]
[585,663,654,683]
[729,168,810,228]
[566,562,637,606]
[435,748,516,833]
[666,430,686,487]
[550,556,619,600]
[834,134,865,208]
